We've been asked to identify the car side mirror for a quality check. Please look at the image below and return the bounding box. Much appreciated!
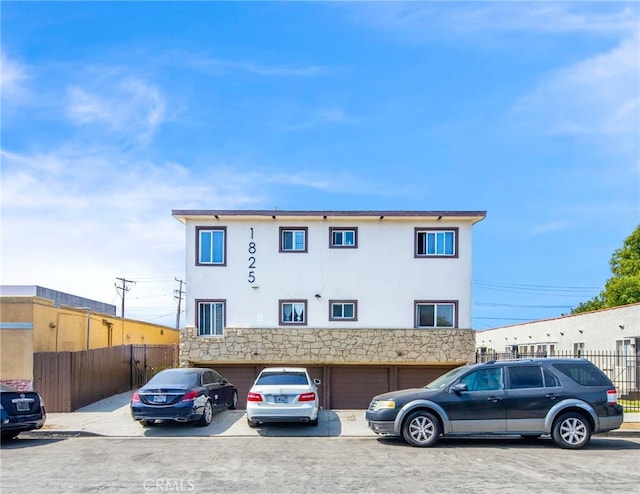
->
[314,379,321,386]
[222,378,229,384]
[452,383,468,394]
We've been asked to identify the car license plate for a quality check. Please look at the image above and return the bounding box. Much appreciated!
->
[275,395,287,404]
[16,401,30,412]
[153,394,167,403]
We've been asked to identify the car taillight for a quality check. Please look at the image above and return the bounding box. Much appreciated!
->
[181,391,199,402]
[247,392,263,402]
[607,389,618,405]
[298,392,316,402]
[131,392,140,403]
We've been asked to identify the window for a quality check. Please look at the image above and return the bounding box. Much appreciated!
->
[329,300,357,321]
[280,300,307,325]
[197,227,226,265]
[415,301,457,328]
[415,228,458,257]
[553,363,611,387]
[280,227,307,252]
[543,368,560,388]
[256,371,309,386]
[616,339,633,367]
[573,341,585,357]
[460,368,503,391]
[329,228,358,248]
[508,366,544,389]
[197,300,225,336]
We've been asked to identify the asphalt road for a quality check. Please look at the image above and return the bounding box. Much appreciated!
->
[1,435,639,494]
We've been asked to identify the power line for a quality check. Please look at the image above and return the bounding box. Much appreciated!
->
[474,280,599,294]
[475,302,573,309]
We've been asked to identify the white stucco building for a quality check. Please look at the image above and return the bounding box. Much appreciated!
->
[475,303,639,357]
[475,303,640,397]
[172,209,486,408]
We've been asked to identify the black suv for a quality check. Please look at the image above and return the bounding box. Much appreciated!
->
[366,358,623,449]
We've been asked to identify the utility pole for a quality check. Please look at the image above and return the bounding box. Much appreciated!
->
[115,277,135,318]
[174,278,185,330]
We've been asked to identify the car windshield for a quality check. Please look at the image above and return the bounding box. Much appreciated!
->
[146,370,199,387]
[256,372,309,386]
[425,366,468,389]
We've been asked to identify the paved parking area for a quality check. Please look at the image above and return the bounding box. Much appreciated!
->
[35,391,640,439]
[38,391,374,437]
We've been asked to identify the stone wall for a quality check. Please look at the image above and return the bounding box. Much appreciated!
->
[181,326,476,366]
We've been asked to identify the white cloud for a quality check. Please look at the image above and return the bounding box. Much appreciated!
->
[0,146,253,325]
[66,76,166,144]
[181,53,327,77]
[512,34,639,136]
[530,220,573,236]
[0,51,30,103]
[350,3,638,40]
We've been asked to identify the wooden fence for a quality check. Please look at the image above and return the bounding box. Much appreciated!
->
[33,344,178,412]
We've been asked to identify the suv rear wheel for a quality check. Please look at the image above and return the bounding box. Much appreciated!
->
[402,411,441,447]
[552,412,592,449]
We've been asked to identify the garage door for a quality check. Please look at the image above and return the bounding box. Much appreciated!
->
[211,365,261,410]
[213,365,325,410]
[397,366,457,390]
[330,366,390,409]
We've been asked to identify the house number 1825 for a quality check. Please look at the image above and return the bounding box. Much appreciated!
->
[248,227,256,284]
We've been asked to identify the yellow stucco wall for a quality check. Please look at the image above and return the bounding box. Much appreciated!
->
[0,328,33,380]
[25,298,180,351]
[0,296,180,383]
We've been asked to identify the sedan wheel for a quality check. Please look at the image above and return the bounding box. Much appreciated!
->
[402,411,440,447]
[230,391,238,410]
[552,412,592,449]
[197,400,213,427]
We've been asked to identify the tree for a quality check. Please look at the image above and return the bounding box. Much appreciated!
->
[572,224,640,313]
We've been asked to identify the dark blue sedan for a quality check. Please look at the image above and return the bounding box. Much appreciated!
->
[131,368,237,427]
[1,383,46,440]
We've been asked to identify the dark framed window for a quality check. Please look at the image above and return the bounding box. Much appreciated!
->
[508,366,545,389]
[415,227,458,258]
[280,227,308,253]
[196,226,227,265]
[329,227,358,248]
[279,300,307,325]
[329,300,358,321]
[196,299,225,336]
[460,368,503,391]
[415,301,457,328]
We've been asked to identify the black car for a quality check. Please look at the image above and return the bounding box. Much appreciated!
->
[0,383,46,440]
[366,358,624,449]
[131,368,237,426]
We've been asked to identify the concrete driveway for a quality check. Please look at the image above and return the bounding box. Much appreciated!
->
[38,391,375,438]
[36,391,640,439]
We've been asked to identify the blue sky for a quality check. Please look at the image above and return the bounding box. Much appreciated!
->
[1,2,638,329]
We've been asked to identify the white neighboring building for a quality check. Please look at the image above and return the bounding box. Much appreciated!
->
[475,303,640,397]
[475,303,639,356]
[172,209,486,409]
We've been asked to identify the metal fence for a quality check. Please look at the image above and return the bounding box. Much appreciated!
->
[475,350,640,412]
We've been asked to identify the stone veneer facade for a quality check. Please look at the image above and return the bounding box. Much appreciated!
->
[181,326,476,367]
